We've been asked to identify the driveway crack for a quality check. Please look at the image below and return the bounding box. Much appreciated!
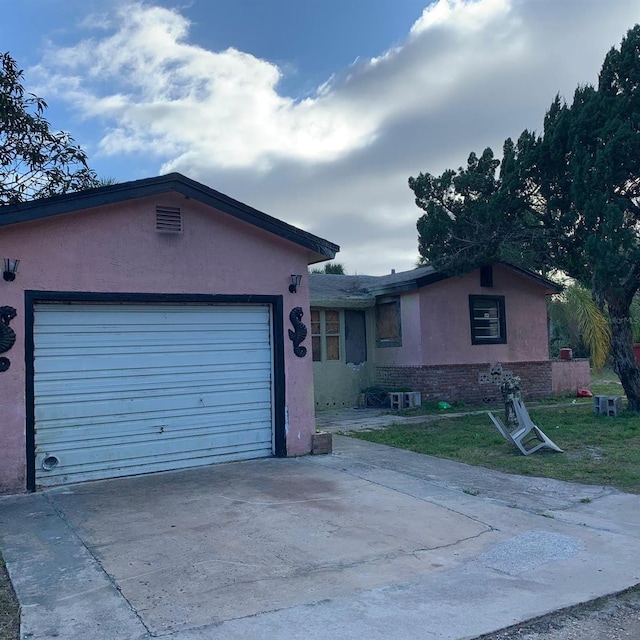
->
[43,492,153,636]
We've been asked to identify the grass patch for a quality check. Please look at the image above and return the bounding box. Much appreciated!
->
[393,399,470,417]
[351,403,640,493]
[390,394,588,418]
[0,552,19,640]
[591,366,624,397]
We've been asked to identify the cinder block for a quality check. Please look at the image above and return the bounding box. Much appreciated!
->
[312,432,332,455]
[607,396,623,417]
[389,392,404,410]
[403,391,422,408]
[593,395,608,415]
[593,395,623,416]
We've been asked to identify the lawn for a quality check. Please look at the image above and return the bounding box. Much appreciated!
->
[0,552,18,640]
[591,366,625,396]
[351,402,640,493]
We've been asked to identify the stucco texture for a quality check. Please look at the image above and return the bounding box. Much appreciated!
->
[0,193,316,493]
[312,311,376,409]
[374,266,552,367]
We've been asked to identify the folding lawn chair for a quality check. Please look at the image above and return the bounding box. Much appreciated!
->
[487,399,563,456]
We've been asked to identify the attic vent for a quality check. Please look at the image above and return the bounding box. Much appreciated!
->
[155,206,182,233]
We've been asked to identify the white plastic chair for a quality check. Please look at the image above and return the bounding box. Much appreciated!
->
[488,399,563,456]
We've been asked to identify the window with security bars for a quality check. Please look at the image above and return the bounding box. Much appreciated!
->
[469,295,506,344]
[311,309,341,361]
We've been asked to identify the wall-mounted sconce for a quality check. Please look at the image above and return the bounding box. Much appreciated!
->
[3,259,19,282]
[289,274,302,293]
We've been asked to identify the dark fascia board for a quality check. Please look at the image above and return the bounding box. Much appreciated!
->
[497,261,563,293]
[311,296,374,309]
[369,263,560,299]
[369,271,449,297]
[0,173,339,262]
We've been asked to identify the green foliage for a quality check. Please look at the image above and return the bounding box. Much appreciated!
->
[310,262,346,275]
[631,296,640,343]
[0,52,98,204]
[548,285,611,369]
[410,146,544,274]
[409,26,640,409]
[97,177,119,186]
[548,295,588,359]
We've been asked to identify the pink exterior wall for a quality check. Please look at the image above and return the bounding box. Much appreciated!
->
[551,359,591,394]
[0,193,315,493]
[374,267,551,368]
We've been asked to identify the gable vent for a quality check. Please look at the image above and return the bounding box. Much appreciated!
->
[155,206,182,233]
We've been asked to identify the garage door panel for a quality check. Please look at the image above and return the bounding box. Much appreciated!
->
[37,425,272,468]
[35,376,272,406]
[35,329,272,350]
[35,305,269,324]
[35,377,272,405]
[34,362,272,387]
[36,388,272,423]
[35,408,273,446]
[33,347,272,375]
[34,303,275,487]
[35,439,273,487]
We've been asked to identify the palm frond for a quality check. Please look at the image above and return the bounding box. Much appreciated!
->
[566,285,611,369]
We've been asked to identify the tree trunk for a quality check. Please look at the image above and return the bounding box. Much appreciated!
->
[608,300,640,411]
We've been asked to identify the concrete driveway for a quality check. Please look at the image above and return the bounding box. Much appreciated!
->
[1,436,640,639]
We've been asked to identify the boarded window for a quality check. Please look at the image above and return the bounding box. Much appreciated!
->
[469,295,506,344]
[345,310,367,364]
[375,299,401,347]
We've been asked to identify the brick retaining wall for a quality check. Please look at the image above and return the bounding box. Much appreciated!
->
[375,361,554,405]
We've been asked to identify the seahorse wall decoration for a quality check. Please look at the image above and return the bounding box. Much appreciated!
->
[0,306,17,372]
[288,307,308,358]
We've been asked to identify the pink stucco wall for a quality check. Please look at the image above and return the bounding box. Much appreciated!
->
[374,266,551,367]
[551,359,591,394]
[0,193,315,493]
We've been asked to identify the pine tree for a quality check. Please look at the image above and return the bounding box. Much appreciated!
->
[409,26,640,409]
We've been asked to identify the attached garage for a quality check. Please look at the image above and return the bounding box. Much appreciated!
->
[31,299,281,488]
[0,173,338,494]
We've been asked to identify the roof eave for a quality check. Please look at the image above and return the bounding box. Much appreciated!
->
[0,173,340,262]
[310,296,375,309]
[498,261,563,293]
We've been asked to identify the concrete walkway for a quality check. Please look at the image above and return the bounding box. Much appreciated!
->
[314,404,590,434]
[1,435,639,640]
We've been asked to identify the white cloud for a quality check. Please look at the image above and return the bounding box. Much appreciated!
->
[33,0,640,274]
[410,0,511,35]
[36,2,380,171]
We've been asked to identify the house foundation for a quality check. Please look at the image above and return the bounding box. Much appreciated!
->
[375,361,557,404]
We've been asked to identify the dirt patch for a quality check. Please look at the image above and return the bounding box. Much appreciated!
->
[565,446,606,461]
[476,585,640,640]
[0,553,19,640]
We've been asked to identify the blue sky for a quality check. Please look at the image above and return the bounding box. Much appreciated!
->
[3,0,640,274]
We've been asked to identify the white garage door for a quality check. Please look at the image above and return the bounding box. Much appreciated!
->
[33,303,274,487]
